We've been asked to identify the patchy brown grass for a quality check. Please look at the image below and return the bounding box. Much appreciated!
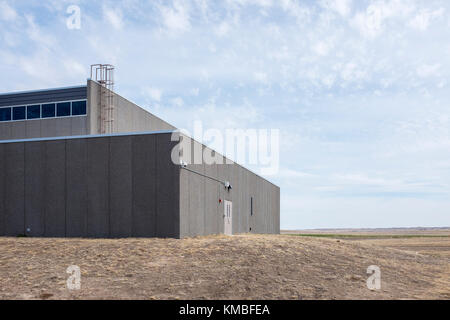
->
[353,237,450,258]
[0,234,448,300]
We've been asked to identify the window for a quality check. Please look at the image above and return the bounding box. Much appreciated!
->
[71,100,86,116]
[0,108,11,121]
[13,106,26,120]
[42,103,55,118]
[250,197,253,216]
[27,105,40,119]
[57,102,70,117]
[0,100,87,122]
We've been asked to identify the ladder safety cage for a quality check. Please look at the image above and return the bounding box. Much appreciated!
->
[90,64,115,134]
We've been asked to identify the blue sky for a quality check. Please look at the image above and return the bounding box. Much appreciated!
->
[1,0,449,229]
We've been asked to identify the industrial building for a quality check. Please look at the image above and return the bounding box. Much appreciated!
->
[0,65,279,238]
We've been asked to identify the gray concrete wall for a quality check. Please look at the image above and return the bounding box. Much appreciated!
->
[178,136,280,238]
[0,117,88,140]
[0,132,180,238]
[0,80,173,141]
[88,80,175,135]
[0,83,280,239]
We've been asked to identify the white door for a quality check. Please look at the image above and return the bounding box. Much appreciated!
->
[224,201,232,235]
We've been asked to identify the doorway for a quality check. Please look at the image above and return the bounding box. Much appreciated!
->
[224,201,232,235]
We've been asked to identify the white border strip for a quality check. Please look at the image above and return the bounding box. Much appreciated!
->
[0,130,176,144]
[0,85,87,96]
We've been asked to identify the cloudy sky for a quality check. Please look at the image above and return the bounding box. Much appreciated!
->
[1,0,449,229]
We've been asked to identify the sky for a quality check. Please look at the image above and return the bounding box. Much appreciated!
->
[0,0,449,229]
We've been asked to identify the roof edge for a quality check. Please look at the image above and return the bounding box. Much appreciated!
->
[0,130,176,144]
[0,84,87,97]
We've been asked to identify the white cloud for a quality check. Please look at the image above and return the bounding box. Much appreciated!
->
[208,43,217,53]
[24,14,56,47]
[278,168,316,178]
[143,87,163,102]
[190,88,200,96]
[332,173,421,191]
[253,72,268,84]
[171,97,184,107]
[215,21,230,36]
[313,40,333,56]
[340,62,367,82]
[437,80,446,88]
[160,1,191,33]
[350,0,413,38]
[320,0,352,17]
[408,8,445,31]
[229,0,273,9]
[279,0,312,25]
[104,7,124,30]
[322,74,336,87]
[2,31,19,47]
[281,195,450,229]
[416,64,441,78]
[0,1,17,21]
[63,60,86,77]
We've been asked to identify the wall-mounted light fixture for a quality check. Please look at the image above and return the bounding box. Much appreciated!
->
[224,181,232,191]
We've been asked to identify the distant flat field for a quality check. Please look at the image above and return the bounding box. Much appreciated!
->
[282,227,450,236]
[0,232,449,300]
[283,228,450,258]
[282,228,450,259]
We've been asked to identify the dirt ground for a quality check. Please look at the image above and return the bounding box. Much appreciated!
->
[0,234,448,300]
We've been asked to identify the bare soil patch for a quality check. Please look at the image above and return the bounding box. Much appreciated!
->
[0,234,448,300]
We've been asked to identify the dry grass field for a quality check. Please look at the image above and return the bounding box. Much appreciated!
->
[0,230,449,300]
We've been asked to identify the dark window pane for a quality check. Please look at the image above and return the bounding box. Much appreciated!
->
[72,100,86,116]
[0,108,11,121]
[42,103,55,118]
[57,102,70,117]
[27,105,40,119]
[13,106,25,120]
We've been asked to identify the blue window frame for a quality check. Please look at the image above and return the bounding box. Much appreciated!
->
[42,103,56,118]
[71,101,87,116]
[57,102,71,117]
[13,106,26,120]
[0,108,11,121]
[27,105,40,119]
